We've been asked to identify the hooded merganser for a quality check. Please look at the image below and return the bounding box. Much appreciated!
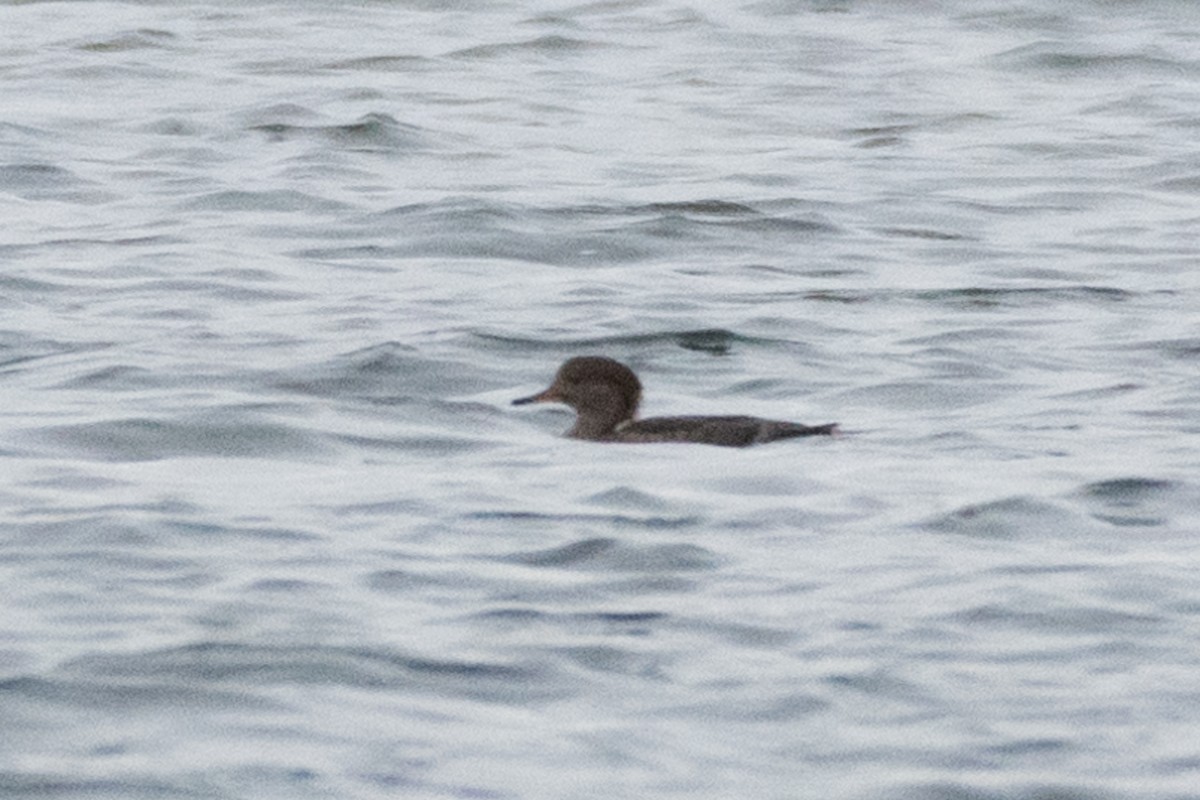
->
[513,356,837,447]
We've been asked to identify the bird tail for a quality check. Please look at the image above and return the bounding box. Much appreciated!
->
[793,422,839,437]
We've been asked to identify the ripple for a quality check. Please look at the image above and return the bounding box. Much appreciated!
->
[467,511,701,531]
[1074,477,1190,528]
[0,332,87,370]
[941,603,1164,635]
[499,537,721,571]
[0,163,110,203]
[74,29,176,52]
[473,327,776,358]
[876,226,973,241]
[835,379,999,411]
[0,675,271,712]
[52,365,164,391]
[870,783,1119,800]
[269,342,494,399]
[179,189,349,214]
[923,496,1101,539]
[584,486,673,512]
[59,642,570,704]
[324,54,430,71]
[800,286,1142,309]
[448,34,602,59]
[302,197,835,266]
[0,772,212,800]
[993,40,1195,78]
[1125,338,1200,361]
[30,414,333,462]
[249,112,432,152]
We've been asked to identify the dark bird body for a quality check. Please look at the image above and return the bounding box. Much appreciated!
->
[513,356,837,447]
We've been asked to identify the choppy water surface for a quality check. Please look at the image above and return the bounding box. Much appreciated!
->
[3,1,1200,798]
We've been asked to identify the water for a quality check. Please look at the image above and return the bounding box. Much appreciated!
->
[2,1,1200,797]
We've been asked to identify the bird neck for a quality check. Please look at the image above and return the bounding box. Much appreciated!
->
[567,383,636,440]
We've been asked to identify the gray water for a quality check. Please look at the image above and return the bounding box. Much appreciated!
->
[3,1,1200,798]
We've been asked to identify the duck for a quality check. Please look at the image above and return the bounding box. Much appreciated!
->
[513,356,837,447]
